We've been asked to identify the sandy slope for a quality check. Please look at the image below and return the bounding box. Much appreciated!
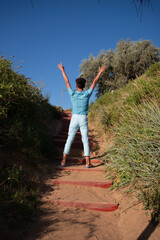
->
[23,119,160,240]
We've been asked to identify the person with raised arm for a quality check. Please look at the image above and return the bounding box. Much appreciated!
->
[58,63,106,168]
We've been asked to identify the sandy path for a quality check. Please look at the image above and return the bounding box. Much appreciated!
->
[23,163,160,240]
[23,112,160,240]
[24,163,121,240]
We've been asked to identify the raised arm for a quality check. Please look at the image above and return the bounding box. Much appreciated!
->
[90,65,106,90]
[58,63,71,89]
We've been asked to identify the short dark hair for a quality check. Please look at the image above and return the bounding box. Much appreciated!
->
[76,77,86,89]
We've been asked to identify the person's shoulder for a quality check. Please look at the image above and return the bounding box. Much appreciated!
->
[87,87,93,92]
[84,88,93,96]
[68,87,75,96]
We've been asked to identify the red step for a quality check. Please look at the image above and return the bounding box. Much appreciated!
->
[58,131,81,136]
[50,200,118,212]
[53,138,94,145]
[62,117,71,120]
[62,110,72,114]
[62,112,72,117]
[53,140,95,148]
[62,118,70,121]
[57,158,84,163]
[54,135,91,141]
[55,167,105,172]
[52,180,112,188]
[55,135,91,141]
[60,127,81,132]
[60,126,69,130]
[61,116,71,120]
[61,122,70,126]
[61,121,70,125]
[57,158,102,163]
[61,117,71,121]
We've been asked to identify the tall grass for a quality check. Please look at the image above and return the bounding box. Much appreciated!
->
[105,100,160,221]
[88,63,160,221]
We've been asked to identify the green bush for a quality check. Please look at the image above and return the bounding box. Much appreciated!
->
[0,56,61,229]
[0,56,61,161]
[0,164,38,227]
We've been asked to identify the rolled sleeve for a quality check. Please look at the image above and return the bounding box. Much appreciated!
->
[68,87,75,96]
[86,88,93,97]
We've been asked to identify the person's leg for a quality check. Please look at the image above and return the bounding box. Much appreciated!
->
[61,115,79,166]
[85,156,91,168]
[79,115,93,167]
[61,153,67,166]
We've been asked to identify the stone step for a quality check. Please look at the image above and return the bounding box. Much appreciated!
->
[54,135,91,141]
[60,127,81,132]
[55,167,105,172]
[62,118,70,123]
[58,130,81,136]
[50,200,118,212]
[53,140,95,148]
[56,158,103,163]
[52,180,112,188]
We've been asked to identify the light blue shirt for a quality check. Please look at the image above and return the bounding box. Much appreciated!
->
[68,87,93,115]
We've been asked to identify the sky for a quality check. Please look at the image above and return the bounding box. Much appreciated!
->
[1,0,160,109]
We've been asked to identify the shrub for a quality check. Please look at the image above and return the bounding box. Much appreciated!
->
[0,164,38,227]
[0,56,61,230]
[0,56,61,161]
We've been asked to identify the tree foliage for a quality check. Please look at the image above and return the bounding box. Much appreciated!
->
[80,39,159,98]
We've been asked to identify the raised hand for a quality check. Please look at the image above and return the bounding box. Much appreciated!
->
[57,62,71,89]
[90,65,107,90]
[58,62,64,71]
[98,65,106,74]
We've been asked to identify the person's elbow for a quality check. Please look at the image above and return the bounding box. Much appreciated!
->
[66,82,71,89]
[90,83,95,90]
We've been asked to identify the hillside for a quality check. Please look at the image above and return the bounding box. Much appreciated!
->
[0,57,62,238]
[88,62,160,222]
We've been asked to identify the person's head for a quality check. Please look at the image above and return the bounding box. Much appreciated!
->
[76,77,86,90]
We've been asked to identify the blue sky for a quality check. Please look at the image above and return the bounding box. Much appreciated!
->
[1,0,160,109]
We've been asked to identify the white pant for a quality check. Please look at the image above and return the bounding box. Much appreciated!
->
[63,114,90,156]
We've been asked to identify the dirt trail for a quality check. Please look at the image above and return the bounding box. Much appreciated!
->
[23,111,160,240]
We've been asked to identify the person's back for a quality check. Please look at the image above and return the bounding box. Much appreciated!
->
[68,87,93,115]
[58,62,106,167]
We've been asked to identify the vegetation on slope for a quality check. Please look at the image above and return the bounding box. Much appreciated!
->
[0,56,61,231]
[88,63,160,221]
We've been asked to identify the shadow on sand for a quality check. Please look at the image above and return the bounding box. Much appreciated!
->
[137,211,159,240]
